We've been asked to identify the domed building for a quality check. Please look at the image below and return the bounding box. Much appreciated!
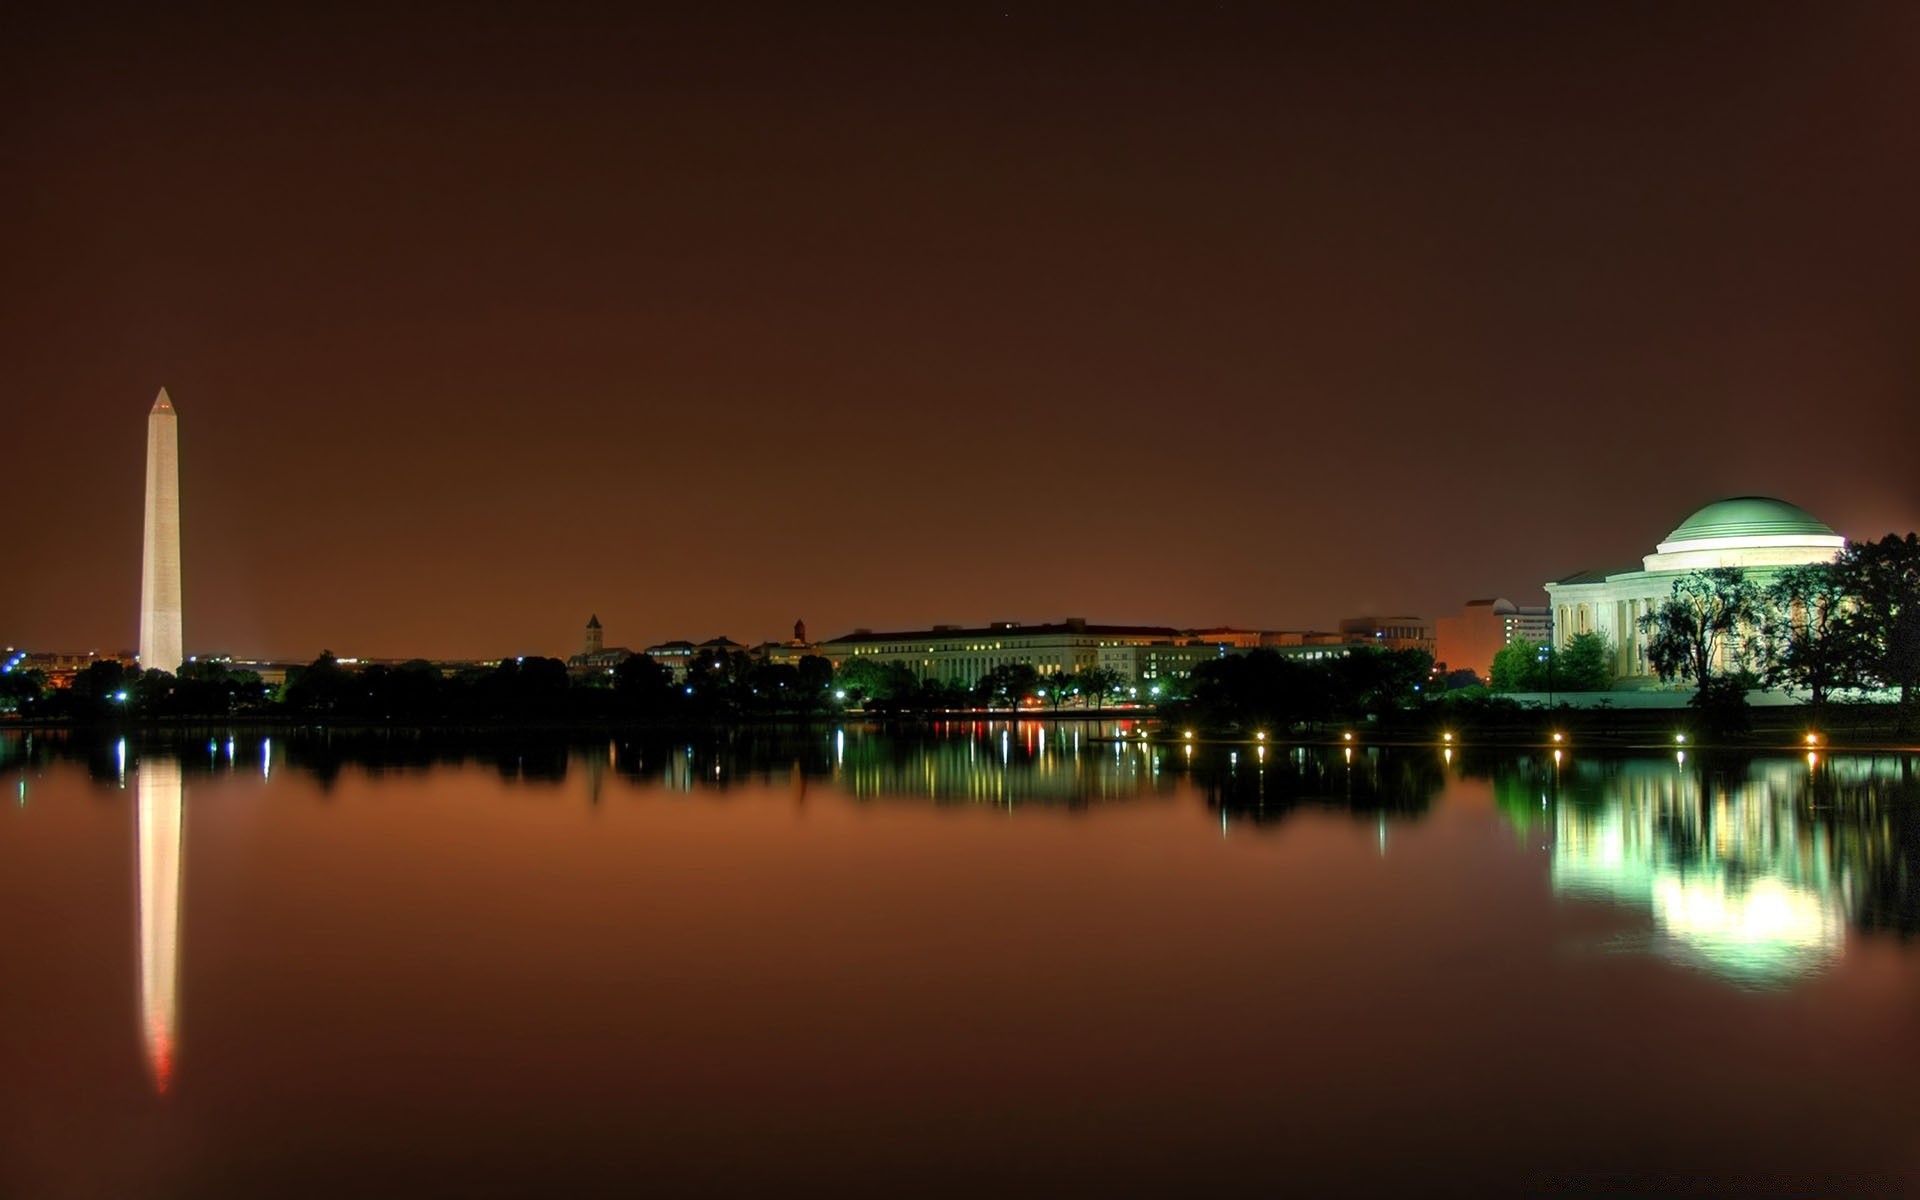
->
[1543,497,1846,682]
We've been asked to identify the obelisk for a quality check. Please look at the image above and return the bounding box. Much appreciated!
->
[139,389,183,673]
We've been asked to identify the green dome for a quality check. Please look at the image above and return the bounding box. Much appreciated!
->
[1663,497,1837,545]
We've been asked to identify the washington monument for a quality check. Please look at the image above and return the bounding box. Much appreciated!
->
[139,389,183,672]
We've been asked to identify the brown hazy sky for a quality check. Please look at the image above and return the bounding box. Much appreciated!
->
[5,3,1917,661]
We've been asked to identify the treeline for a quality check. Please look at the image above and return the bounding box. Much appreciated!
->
[1489,632,1616,693]
[1163,647,1436,734]
[0,646,1155,724]
[0,659,272,723]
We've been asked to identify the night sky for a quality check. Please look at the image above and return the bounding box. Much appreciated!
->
[6,4,1917,661]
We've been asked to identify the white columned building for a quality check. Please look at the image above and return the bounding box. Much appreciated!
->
[1543,497,1846,682]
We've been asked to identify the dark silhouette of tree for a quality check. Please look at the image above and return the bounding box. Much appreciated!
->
[1835,533,1920,731]
[613,653,672,711]
[974,663,1038,710]
[284,651,354,713]
[1639,568,1761,695]
[796,654,834,699]
[1760,561,1862,719]
[1078,666,1125,708]
[0,668,48,717]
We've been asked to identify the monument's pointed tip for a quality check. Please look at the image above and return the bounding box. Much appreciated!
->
[152,387,174,412]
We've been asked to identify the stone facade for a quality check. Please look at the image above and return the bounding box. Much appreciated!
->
[1543,497,1845,682]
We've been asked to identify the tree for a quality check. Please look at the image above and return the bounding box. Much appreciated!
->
[975,663,1038,710]
[1834,533,1920,730]
[1490,638,1543,693]
[613,652,672,710]
[0,668,47,717]
[1557,632,1615,693]
[284,651,353,713]
[1639,568,1761,694]
[796,655,834,697]
[1760,561,1862,717]
[1327,647,1433,720]
[1077,666,1125,708]
[833,658,894,706]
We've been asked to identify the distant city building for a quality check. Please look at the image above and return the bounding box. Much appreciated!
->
[818,618,1256,687]
[1336,615,1435,654]
[1257,630,1350,661]
[644,640,697,681]
[1544,496,1845,681]
[752,619,820,667]
[2,648,139,688]
[567,614,633,676]
[1435,598,1551,679]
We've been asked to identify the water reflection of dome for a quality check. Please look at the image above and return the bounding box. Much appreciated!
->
[1652,874,1843,983]
[1548,760,1846,986]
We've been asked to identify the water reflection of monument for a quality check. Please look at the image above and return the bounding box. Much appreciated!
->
[1540,758,1848,986]
[136,758,183,1093]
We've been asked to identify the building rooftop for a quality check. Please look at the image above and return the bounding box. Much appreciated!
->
[823,621,1183,645]
[1663,496,1837,545]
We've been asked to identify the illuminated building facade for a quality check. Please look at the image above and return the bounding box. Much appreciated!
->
[1435,597,1552,679]
[1336,615,1435,653]
[568,614,634,676]
[819,619,1239,686]
[1543,497,1846,680]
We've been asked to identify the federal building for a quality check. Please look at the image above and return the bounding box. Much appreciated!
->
[1543,497,1845,682]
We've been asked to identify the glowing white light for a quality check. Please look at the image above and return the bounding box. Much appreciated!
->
[137,759,183,1094]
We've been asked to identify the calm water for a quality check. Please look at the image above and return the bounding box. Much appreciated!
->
[2,724,1917,1196]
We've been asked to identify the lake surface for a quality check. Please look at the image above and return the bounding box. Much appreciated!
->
[3,724,1917,1196]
